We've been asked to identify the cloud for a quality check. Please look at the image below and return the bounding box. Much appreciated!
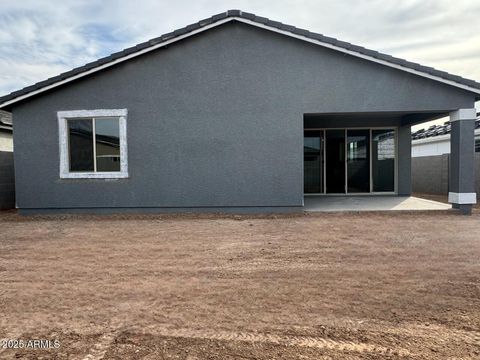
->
[0,0,479,98]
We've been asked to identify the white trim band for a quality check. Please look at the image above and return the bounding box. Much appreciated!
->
[448,192,477,204]
[450,108,477,122]
[58,109,127,118]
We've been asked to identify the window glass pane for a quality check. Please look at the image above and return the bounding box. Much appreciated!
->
[372,129,395,192]
[95,117,120,172]
[347,130,370,193]
[304,131,324,193]
[475,138,480,153]
[325,130,346,193]
[68,119,94,172]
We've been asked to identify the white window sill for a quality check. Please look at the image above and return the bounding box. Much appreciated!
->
[60,172,129,179]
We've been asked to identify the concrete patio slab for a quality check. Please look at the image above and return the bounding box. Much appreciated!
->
[304,196,452,212]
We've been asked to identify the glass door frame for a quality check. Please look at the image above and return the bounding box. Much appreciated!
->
[304,127,398,195]
[304,129,326,194]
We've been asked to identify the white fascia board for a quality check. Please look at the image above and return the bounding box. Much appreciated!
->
[1,16,480,109]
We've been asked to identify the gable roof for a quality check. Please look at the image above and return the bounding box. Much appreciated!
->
[1,9,480,110]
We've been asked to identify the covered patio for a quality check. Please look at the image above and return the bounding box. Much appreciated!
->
[303,109,477,214]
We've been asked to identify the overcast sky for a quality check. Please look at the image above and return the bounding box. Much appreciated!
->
[0,0,479,125]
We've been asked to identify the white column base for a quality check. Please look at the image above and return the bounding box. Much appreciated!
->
[448,192,477,204]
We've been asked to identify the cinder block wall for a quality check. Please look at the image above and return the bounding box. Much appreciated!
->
[0,151,15,209]
[412,153,480,195]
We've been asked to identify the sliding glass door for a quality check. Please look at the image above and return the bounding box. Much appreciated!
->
[325,130,346,193]
[372,129,395,192]
[304,131,324,193]
[347,130,370,193]
[304,128,396,195]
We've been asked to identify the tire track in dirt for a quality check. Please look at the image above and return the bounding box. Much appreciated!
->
[80,320,124,360]
[43,321,480,360]
[147,327,411,357]
[378,323,480,347]
[80,331,118,360]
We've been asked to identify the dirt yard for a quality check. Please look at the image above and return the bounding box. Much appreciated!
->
[0,210,479,359]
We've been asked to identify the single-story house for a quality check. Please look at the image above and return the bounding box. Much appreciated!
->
[412,114,480,157]
[0,10,479,214]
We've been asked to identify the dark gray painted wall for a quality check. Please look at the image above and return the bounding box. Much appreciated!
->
[397,125,412,195]
[450,119,476,194]
[0,151,15,209]
[11,22,477,210]
[412,153,480,195]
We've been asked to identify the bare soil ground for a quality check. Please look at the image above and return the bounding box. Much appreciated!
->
[0,210,479,359]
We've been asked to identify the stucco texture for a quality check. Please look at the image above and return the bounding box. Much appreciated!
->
[11,21,476,210]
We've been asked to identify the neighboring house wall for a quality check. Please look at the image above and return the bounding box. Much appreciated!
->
[412,131,480,157]
[412,136,451,157]
[11,23,477,211]
[412,153,480,195]
[0,132,13,151]
[0,151,15,209]
[0,110,13,151]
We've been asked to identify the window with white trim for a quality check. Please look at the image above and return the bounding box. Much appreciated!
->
[58,109,128,179]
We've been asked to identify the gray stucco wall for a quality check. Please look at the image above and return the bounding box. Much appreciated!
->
[412,153,480,195]
[0,151,15,209]
[450,118,476,195]
[11,22,477,211]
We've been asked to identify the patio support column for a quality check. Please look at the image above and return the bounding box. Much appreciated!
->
[397,124,412,195]
[448,108,477,215]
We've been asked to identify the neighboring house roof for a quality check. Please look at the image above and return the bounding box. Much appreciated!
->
[0,110,12,124]
[1,9,480,110]
[0,110,12,132]
[0,121,12,133]
[412,113,480,140]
